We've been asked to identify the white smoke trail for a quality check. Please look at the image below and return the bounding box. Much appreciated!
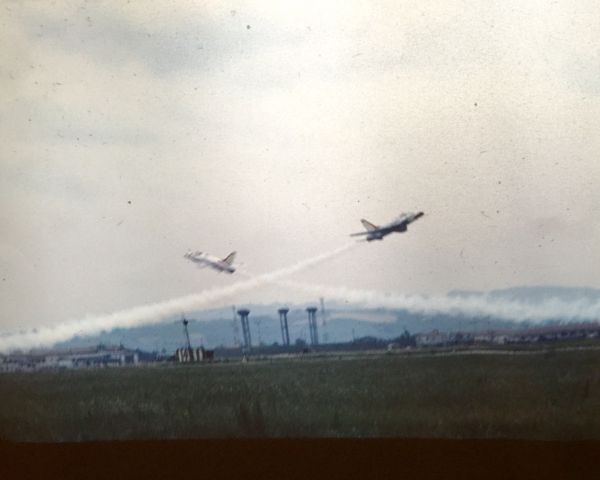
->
[276,281,600,324]
[0,243,356,353]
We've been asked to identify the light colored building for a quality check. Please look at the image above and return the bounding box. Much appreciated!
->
[415,330,449,347]
[175,347,214,363]
[0,345,140,372]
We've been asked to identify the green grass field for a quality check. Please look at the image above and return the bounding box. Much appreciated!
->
[1,347,600,441]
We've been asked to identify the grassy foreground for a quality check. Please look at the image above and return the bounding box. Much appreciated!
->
[1,348,600,441]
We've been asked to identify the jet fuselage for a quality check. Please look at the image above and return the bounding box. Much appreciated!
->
[184,251,236,273]
[351,211,424,241]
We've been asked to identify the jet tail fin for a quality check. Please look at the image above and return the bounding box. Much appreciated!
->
[360,219,378,231]
[222,252,236,265]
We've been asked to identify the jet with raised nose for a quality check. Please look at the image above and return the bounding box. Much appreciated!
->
[350,212,424,241]
[184,250,237,273]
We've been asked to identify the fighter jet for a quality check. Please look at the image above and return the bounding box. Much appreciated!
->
[184,250,237,273]
[350,212,424,241]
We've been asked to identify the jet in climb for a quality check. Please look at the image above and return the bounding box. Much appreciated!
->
[350,212,424,241]
[184,250,237,273]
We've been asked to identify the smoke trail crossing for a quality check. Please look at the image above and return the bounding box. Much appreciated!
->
[0,243,356,353]
[275,281,600,323]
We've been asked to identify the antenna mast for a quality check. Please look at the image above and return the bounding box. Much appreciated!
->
[320,297,328,344]
[319,298,327,327]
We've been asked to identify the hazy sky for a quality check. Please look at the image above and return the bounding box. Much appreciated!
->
[1,0,600,333]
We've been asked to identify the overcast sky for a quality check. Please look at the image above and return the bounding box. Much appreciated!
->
[1,0,599,333]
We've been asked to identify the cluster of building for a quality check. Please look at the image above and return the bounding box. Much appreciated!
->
[0,344,219,373]
[414,322,600,347]
[0,345,143,373]
[3,315,600,372]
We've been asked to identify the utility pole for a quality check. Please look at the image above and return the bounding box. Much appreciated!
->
[320,297,328,343]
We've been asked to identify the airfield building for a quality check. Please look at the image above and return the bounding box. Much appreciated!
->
[175,347,214,363]
[415,330,449,347]
[416,322,600,348]
[0,345,140,372]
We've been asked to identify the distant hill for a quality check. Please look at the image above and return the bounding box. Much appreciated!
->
[55,286,600,353]
[54,307,518,353]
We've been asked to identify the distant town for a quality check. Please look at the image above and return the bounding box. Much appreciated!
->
[2,315,599,373]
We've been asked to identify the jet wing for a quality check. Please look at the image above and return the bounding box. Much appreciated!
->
[349,212,423,238]
[351,225,396,235]
[350,225,401,238]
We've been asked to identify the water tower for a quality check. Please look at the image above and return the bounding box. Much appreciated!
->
[278,308,290,346]
[237,309,252,351]
[306,307,319,346]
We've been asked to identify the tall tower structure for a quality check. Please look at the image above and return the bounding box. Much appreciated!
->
[306,307,319,346]
[237,309,252,351]
[232,305,240,347]
[182,315,192,351]
[278,308,290,346]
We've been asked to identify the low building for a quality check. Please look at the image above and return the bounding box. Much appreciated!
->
[175,347,214,363]
[415,330,449,347]
[505,323,600,344]
[415,322,600,349]
[1,345,140,372]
